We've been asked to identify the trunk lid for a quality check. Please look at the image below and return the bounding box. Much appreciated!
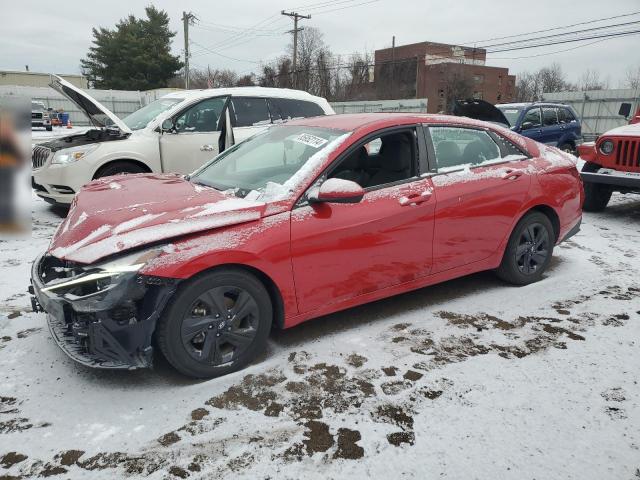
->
[49,173,266,264]
[49,75,133,134]
[453,99,511,127]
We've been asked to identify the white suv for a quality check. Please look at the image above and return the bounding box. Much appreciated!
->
[32,76,334,205]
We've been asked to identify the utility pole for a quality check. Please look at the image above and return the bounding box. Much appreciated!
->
[281,10,311,89]
[182,11,196,89]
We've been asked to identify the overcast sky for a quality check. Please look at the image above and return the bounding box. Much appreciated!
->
[2,0,639,87]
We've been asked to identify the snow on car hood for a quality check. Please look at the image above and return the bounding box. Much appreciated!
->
[602,122,640,137]
[49,75,133,134]
[49,173,266,264]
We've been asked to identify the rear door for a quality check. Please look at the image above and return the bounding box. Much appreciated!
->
[230,97,272,142]
[160,96,227,173]
[426,125,532,273]
[290,126,435,314]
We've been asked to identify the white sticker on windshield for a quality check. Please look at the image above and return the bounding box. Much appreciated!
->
[294,133,328,148]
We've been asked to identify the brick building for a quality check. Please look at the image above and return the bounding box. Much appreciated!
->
[372,41,516,113]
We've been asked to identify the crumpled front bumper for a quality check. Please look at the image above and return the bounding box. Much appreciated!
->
[29,253,177,370]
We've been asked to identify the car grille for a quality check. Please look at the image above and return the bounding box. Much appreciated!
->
[32,112,43,119]
[615,139,640,171]
[32,145,52,169]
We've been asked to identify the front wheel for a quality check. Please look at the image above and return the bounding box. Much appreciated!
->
[94,161,146,179]
[156,269,272,378]
[496,212,555,285]
[582,162,612,212]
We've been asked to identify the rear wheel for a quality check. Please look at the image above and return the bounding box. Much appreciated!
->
[496,211,554,285]
[94,161,146,179]
[156,269,272,378]
[582,162,612,212]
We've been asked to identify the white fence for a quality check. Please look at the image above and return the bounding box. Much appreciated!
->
[0,85,181,126]
[542,88,640,140]
[330,98,428,114]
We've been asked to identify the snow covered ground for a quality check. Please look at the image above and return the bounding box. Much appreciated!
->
[31,126,89,144]
[0,194,639,479]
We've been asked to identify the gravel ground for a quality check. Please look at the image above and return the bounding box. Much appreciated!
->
[0,194,639,479]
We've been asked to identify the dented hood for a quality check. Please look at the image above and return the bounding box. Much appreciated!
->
[49,75,133,134]
[453,99,510,127]
[49,174,266,264]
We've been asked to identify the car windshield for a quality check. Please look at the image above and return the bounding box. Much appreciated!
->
[497,106,522,127]
[122,97,183,130]
[191,125,350,201]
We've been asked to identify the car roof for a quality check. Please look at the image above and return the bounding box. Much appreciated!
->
[162,86,326,103]
[284,112,502,132]
[498,102,571,109]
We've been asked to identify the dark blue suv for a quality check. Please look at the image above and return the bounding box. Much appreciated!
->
[454,100,583,154]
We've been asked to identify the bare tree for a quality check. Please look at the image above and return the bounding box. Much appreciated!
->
[624,65,640,90]
[579,69,609,91]
[515,63,573,101]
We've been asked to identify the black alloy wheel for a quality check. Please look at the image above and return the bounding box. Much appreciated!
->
[157,269,272,378]
[181,286,259,366]
[496,211,555,285]
[514,223,550,275]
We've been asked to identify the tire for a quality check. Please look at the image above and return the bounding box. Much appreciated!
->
[496,211,555,286]
[94,161,146,179]
[46,125,53,132]
[558,142,575,155]
[156,269,272,378]
[581,162,612,212]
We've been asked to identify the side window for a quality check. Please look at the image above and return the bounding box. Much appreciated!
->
[521,108,542,129]
[430,127,501,172]
[174,97,225,133]
[231,97,271,127]
[328,129,417,189]
[542,107,558,127]
[268,98,324,121]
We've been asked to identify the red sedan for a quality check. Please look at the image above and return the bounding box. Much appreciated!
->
[30,113,584,378]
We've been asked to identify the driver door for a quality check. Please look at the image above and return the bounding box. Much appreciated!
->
[159,96,227,174]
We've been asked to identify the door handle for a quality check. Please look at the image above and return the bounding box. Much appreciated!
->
[200,144,215,152]
[502,169,523,180]
[399,190,432,206]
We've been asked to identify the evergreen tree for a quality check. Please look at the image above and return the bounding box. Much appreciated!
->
[81,6,183,90]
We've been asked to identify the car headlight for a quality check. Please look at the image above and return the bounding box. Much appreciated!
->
[52,144,100,165]
[42,247,161,294]
[599,140,614,155]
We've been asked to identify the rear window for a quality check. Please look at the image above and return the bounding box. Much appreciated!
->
[231,97,271,127]
[268,98,325,121]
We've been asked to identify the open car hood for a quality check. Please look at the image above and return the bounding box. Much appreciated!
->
[453,99,510,127]
[48,75,132,134]
[49,174,266,264]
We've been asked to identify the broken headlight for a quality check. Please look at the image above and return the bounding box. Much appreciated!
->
[42,247,162,300]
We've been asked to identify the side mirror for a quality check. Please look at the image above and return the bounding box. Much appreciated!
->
[308,178,365,204]
[521,121,535,130]
[161,118,176,133]
[619,102,632,118]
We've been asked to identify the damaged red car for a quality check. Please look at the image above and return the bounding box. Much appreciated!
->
[30,113,583,378]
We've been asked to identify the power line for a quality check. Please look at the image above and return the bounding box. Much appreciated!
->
[461,10,640,45]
